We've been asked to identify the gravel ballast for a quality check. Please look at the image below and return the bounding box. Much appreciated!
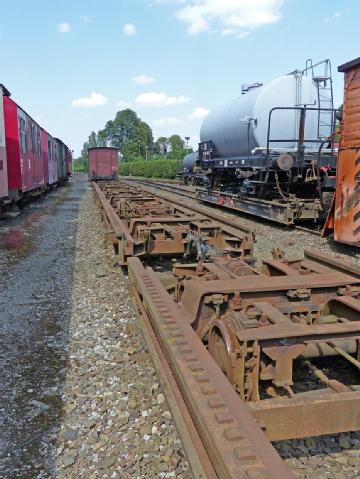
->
[55,181,190,479]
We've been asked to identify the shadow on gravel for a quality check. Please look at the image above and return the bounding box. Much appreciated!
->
[0,174,89,478]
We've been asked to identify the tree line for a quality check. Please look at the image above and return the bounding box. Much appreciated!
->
[77,109,191,167]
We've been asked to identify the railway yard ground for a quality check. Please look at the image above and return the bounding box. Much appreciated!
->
[1,174,360,479]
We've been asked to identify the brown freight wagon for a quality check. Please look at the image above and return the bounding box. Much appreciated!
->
[88,147,119,181]
[323,58,360,246]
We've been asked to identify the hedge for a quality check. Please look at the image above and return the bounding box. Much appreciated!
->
[73,160,88,173]
[120,159,181,179]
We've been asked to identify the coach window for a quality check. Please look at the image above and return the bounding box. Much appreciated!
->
[48,140,52,162]
[36,128,41,158]
[19,118,27,154]
[30,124,36,153]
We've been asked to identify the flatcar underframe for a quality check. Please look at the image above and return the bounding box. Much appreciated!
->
[129,246,360,442]
[94,180,360,479]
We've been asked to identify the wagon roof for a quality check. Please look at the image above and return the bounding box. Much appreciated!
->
[88,146,119,151]
[338,57,360,72]
[0,84,11,97]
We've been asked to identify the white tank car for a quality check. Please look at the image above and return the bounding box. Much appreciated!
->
[200,72,331,160]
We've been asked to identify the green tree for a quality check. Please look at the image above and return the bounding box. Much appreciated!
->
[155,136,169,155]
[168,134,184,153]
[97,109,153,160]
[81,130,100,159]
[81,109,153,162]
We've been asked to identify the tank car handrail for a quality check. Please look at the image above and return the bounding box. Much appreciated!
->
[266,106,340,157]
[302,58,331,75]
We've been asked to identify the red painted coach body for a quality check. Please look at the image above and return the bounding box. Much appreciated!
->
[0,85,8,199]
[0,84,71,214]
[4,95,45,196]
[41,130,58,186]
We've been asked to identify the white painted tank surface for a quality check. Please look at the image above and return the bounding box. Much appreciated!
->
[200,73,330,160]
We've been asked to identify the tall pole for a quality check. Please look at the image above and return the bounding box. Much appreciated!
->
[145,145,149,161]
[185,136,190,155]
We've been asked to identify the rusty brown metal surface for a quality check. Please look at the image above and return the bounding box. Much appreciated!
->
[128,257,294,479]
[328,59,360,246]
[93,180,254,264]
[132,284,217,479]
[248,388,360,440]
[175,247,360,438]
[126,179,256,237]
[93,178,360,477]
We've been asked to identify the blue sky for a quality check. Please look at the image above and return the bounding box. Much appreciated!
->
[1,0,359,156]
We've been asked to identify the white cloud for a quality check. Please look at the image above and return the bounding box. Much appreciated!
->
[174,0,284,36]
[116,100,132,108]
[123,23,137,35]
[133,74,156,85]
[80,14,92,23]
[154,117,182,126]
[188,107,210,120]
[57,22,71,33]
[72,92,108,107]
[135,92,190,107]
[324,12,341,23]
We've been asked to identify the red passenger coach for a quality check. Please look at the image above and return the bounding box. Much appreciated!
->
[88,147,119,181]
[4,95,45,199]
[0,85,9,200]
[0,83,72,215]
[54,138,72,184]
[65,145,72,177]
[41,130,58,186]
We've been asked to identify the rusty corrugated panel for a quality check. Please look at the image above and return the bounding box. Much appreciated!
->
[334,149,360,244]
[341,69,360,148]
[334,60,360,246]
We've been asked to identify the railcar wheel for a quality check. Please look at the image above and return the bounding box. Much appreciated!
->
[208,320,238,384]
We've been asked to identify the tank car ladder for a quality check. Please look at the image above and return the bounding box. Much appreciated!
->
[304,59,335,140]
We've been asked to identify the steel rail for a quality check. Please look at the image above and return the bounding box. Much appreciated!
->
[93,182,134,242]
[132,286,217,479]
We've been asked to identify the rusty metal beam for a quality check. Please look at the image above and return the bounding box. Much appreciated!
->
[132,287,217,479]
[248,389,360,440]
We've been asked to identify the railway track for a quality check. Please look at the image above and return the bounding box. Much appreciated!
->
[129,179,323,236]
[93,180,360,479]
